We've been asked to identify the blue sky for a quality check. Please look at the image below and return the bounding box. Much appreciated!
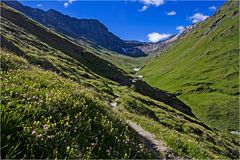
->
[19,0,225,42]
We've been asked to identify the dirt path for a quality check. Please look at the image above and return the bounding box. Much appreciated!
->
[126,120,182,159]
[109,94,183,159]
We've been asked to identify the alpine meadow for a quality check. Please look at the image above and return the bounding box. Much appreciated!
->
[0,0,239,159]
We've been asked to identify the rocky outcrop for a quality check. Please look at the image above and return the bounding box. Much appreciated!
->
[136,25,195,55]
[2,0,145,56]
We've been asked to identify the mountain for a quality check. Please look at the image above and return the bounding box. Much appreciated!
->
[1,2,196,117]
[1,0,189,57]
[137,25,195,55]
[140,1,239,132]
[2,0,145,56]
[1,2,239,159]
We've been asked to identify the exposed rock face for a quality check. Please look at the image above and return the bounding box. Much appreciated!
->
[2,0,145,56]
[136,42,172,55]
[136,25,195,55]
[2,0,197,57]
[2,0,195,57]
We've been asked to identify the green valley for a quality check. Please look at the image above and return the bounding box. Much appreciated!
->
[140,1,239,132]
[0,1,239,159]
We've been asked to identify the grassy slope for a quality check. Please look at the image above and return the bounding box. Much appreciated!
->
[140,1,239,131]
[1,3,196,117]
[1,50,155,159]
[1,3,239,159]
[0,3,133,86]
[2,49,239,159]
[77,40,151,74]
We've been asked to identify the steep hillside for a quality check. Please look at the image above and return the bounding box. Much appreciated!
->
[2,48,239,159]
[1,49,156,159]
[140,1,239,132]
[2,0,145,56]
[1,2,239,159]
[0,2,195,117]
[0,3,132,86]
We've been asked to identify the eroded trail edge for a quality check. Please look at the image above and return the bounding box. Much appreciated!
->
[126,120,182,159]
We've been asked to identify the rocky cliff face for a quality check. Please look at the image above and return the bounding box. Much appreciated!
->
[2,0,194,57]
[137,25,195,55]
[2,0,145,56]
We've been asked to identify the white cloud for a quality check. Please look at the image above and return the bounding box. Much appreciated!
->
[147,32,172,42]
[139,0,164,12]
[176,26,184,33]
[64,2,69,8]
[64,0,76,8]
[69,0,76,3]
[209,6,216,11]
[36,4,42,7]
[140,0,164,6]
[189,13,209,23]
[139,5,148,12]
[167,11,176,16]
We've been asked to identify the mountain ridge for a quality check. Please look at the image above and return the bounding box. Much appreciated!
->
[2,0,189,57]
[1,1,239,159]
[140,1,239,132]
[0,2,195,117]
[2,0,146,56]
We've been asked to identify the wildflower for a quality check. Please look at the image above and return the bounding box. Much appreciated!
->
[37,134,43,138]
[44,124,49,132]
[66,122,69,127]
[47,135,55,139]
[106,149,110,156]
[44,127,49,132]
[32,130,36,135]
[67,146,70,151]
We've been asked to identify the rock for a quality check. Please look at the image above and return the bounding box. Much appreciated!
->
[230,131,240,135]
[133,67,141,72]
[137,75,144,79]
[2,0,146,57]
[110,102,117,108]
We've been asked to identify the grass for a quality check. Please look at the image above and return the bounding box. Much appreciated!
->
[115,91,239,159]
[1,2,239,159]
[140,1,240,132]
[1,50,155,159]
[179,93,239,131]
[0,2,196,117]
[84,44,152,75]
